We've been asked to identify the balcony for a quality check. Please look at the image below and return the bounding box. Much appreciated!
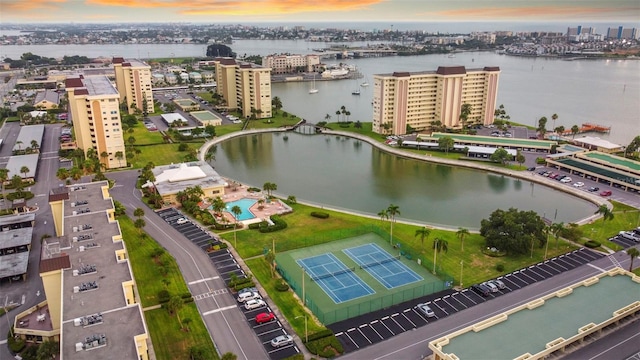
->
[14,302,55,336]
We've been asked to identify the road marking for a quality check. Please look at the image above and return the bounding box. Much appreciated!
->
[202,305,237,316]
[0,339,6,345]
[587,263,607,273]
[188,276,220,285]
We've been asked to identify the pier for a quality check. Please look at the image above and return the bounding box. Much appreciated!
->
[561,123,611,136]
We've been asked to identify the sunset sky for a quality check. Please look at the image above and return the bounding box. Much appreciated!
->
[2,0,639,24]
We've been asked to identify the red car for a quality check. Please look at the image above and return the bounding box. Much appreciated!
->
[255,312,275,324]
[600,190,612,197]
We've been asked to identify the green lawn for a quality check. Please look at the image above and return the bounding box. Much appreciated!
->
[144,305,218,360]
[119,216,189,307]
[581,201,640,251]
[130,143,195,168]
[119,216,217,360]
[128,123,165,145]
[223,202,578,287]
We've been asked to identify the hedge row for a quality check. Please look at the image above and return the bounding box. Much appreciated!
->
[310,212,329,219]
[258,215,288,233]
[584,240,601,248]
[305,335,344,357]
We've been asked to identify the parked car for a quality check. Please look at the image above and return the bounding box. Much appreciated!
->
[415,303,436,318]
[176,218,188,225]
[588,186,600,192]
[244,299,266,310]
[471,284,490,297]
[270,334,293,348]
[489,279,506,290]
[573,182,584,187]
[600,190,612,197]
[482,281,499,293]
[527,167,536,171]
[560,177,572,183]
[618,231,640,242]
[255,312,275,324]
[237,291,261,303]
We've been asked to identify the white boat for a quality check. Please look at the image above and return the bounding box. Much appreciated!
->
[360,76,369,87]
[352,89,361,95]
[448,54,456,58]
[309,75,318,94]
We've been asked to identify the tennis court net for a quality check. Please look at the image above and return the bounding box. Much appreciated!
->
[360,255,401,269]
[310,267,356,282]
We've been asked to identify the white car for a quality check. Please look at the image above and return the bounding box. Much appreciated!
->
[560,177,572,183]
[415,303,436,318]
[237,291,261,303]
[176,218,188,225]
[270,334,293,348]
[244,299,266,310]
[482,281,499,293]
[573,182,584,187]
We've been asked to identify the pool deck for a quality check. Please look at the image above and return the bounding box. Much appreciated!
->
[201,183,292,225]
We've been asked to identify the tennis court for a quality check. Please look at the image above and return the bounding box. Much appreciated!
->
[344,243,423,289]
[296,253,375,304]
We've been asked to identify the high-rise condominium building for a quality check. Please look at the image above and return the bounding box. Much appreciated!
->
[66,75,127,169]
[13,182,150,359]
[112,57,153,115]
[213,57,272,119]
[372,66,500,135]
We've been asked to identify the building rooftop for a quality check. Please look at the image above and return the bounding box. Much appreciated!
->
[35,89,60,105]
[5,154,39,178]
[160,113,188,124]
[573,136,622,150]
[152,161,227,195]
[38,181,147,359]
[13,125,44,152]
[378,66,501,78]
[0,213,34,278]
[81,75,119,96]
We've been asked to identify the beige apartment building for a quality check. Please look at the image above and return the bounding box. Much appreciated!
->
[262,54,320,74]
[112,57,154,115]
[66,75,127,169]
[213,57,272,119]
[13,182,150,360]
[372,66,500,135]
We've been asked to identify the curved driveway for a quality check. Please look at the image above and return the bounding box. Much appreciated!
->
[106,170,268,360]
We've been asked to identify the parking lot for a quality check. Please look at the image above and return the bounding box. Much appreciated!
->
[609,228,640,249]
[330,248,604,353]
[155,208,300,360]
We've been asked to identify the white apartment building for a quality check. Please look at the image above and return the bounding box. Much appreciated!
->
[372,66,500,135]
[262,54,320,74]
[214,58,272,119]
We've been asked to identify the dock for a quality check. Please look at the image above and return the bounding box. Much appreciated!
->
[561,123,611,136]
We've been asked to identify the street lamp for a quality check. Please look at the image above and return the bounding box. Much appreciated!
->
[459,260,463,288]
[295,315,308,343]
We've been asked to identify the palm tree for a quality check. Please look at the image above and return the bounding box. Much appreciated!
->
[456,227,470,252]
[626,248,639,272]
[325,114,331,122]
[386,204,400,245]
[20,166,30,179]
[459,103,472,131]
[551,113,558,131]
[134,218,146,234]
[0,169,8,210]
[30,139,39,152]
[115,151,124,167]
[571,125,580,139]
[134,207,145,220]
[550,222,564,249]
[231,205,242,247]
[432,237,449,274]
[377,209,388,227]
[70,167,83,181]
[205,151,215,163]
[415,227,431,251]
[594,205,614,237]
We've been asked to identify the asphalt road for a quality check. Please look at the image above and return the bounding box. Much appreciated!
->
[106,170,268,360]
[338,251,638,360]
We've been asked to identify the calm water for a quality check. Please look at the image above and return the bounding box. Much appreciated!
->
[2,41,637,143]
[210,132,595,229]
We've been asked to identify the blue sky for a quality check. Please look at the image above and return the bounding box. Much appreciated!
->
[2,0,639,23]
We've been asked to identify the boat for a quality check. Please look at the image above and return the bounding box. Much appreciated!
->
[352,89,361,95]
[448,54,455,58]
[309,75,318,94]
[360,76,369,87]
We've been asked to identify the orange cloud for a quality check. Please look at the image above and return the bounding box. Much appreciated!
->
[430,6,637,19]
[3,0,66,12]
[85,0,383,15]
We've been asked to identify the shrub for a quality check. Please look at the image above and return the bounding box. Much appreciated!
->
[258,215,287,233]
[7,330,26,353]
[584,240,601,248]
[275,281,289,292]
[181,292,193,299]
[178,143,189,151]
[310,211,329,219]
[305,335,343,357]
[304,329,334,343]
[158,290,171,303]
[535,157,546,164]
[496,264,505,272]
[234,281,255,291]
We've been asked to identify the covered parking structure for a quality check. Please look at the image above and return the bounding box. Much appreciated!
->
[428,133,556,153]
[578,151,640,175]
[429,268,640,360]
[546,154,640,192]
[401,140,516,160]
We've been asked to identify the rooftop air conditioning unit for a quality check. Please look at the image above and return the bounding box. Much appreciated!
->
[73,270,79,276]
[73,286,80,293]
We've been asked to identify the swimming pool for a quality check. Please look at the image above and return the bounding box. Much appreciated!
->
[224,198,257,221]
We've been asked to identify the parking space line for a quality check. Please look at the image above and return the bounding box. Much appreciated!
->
[459,289,479,304]
[344,330,360,349]
[516,270,538,283]
[390,314,406,331]
[431,300,450,315]
[441,295,462,311]
[188,276,220,285]
[358,325,372,344]
[202,305,237,316]
[412,307,433,322]
[449,293,469,309]
[380,318,396,335]
[529,265,553,278]
[401,310,417,328]
[368,323,384,340]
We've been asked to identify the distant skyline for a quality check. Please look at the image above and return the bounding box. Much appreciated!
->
[1,0,639,24]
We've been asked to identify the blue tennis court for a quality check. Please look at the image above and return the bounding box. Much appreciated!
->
[344,243,423,289]
[296,253,375,304]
